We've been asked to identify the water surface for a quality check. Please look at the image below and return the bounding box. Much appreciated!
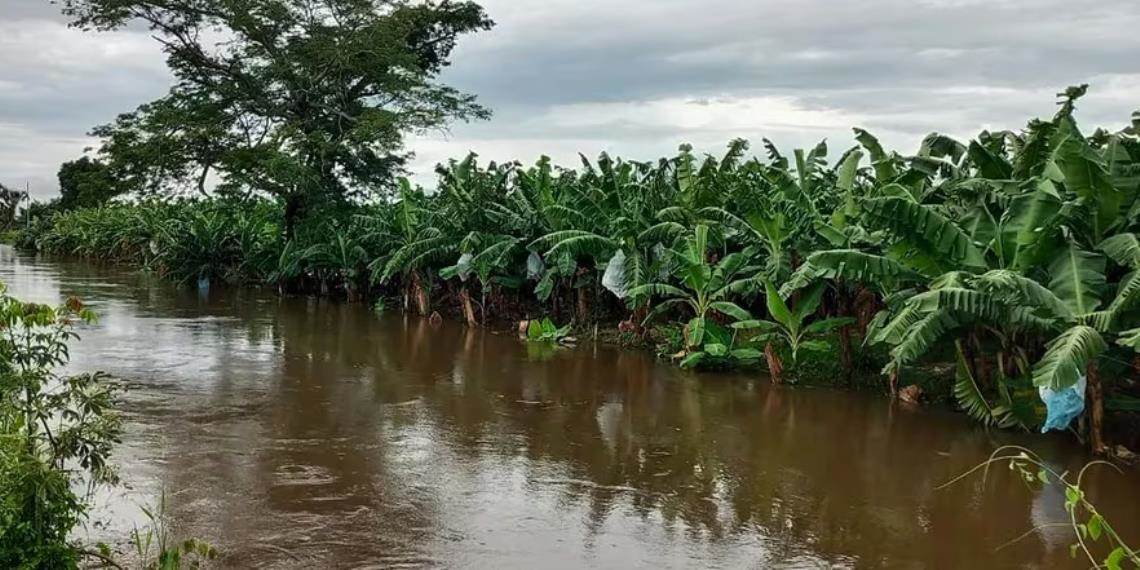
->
[2,245,1138,568]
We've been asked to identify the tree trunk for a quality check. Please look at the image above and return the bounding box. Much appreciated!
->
[960,336,979,384]
[459,287,477,326]
[283,193,304,241]
[1086,360,1107,455]
[971,332,990,388]
[764,342,784,384]
[838,327,853,381]
[620,305,649,336]
[346,280,359,303]
[888,369,899,397]
[837,287,853,381]
[410,270,430,315]
[577,286,589,324]
[196,162,213,198]
[854,286,877,336]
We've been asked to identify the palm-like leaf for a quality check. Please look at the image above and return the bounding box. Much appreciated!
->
[863,197,985,269]
[954,344,1018,428]
[1098,233,1140,269]
[1032,325,1106,390]
[780,250,922,296]
[887,310,959,371]
[1047,246,1105,316]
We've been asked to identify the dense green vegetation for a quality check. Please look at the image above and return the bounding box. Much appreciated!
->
[15,87,1140,453]
[58,0,494,237]
[0,286,119,567]
[0,284,215,568]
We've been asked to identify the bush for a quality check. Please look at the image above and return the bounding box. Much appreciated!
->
[0,286,121,568]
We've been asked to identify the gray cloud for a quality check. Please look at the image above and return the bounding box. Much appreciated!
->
[0,2,167,199]
[2,0,1139,198]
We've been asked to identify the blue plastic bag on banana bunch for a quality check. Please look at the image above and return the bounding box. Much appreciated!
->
[1038,374,1085,433]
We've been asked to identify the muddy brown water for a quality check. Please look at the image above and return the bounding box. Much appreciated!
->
[3,245,1139,569]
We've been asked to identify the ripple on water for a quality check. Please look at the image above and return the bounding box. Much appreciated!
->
[7,245,1140,569]
[273,463,337,487]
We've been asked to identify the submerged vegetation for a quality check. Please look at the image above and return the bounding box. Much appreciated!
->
[16,87,1140,452]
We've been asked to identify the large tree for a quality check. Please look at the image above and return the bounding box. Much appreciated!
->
[61,0,493,236]
[57,156,123,210]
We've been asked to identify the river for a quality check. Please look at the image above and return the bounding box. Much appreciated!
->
[2,245,1138,568]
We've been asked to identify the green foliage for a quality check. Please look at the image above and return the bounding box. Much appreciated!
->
[1033,325,1107,391]
[59,0,494,235]
[0,284,121,568]
[629,225,757,362]
[525,317,572,343]
[953,343,1020,428]
[735,280,853,365]
[16,85,1140,439]
[862,197,985,271]
[56,157,123,211]
[129,490,218,570]
[677,320,764,370]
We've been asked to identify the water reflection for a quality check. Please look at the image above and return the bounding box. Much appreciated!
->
[2,245,1138,568]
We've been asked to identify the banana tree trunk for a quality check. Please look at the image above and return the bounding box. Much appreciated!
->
[855,286,877,336]
[346,279,359,303]
[838,328,853,381]
[459,287,477,326]
[837,287,853,380]
[764,342,783,384]
[619,305,649,336]
[283,194,303,241]
[410,270,430,316]
[1086,360,1107,455]
[577,286,589,324]
[970,332,990,388]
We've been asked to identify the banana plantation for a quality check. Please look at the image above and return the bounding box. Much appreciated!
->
[16,87,1140,452]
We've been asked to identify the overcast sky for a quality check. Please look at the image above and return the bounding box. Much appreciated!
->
[2,0,1139,200]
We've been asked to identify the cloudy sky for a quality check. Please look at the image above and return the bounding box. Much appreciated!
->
[2,0,1139,200]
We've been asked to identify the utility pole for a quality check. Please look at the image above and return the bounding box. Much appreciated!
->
[25,180,31,230]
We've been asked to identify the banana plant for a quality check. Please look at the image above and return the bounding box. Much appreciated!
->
[153,207,239,285]
[307,224,370,300]
[628,225,757,362]
[530,152,675,320]
[371,179,449,314]
[265,238,313,294]
[732,280,853,383]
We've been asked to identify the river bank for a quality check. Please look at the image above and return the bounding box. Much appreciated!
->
[11,234,1140,457]
[16,93,1140,458]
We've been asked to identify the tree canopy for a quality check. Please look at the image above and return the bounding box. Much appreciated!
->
[60,0,494,234]
[57,157,123,211]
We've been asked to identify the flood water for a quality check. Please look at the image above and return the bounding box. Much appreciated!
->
[2,244,1139,568]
